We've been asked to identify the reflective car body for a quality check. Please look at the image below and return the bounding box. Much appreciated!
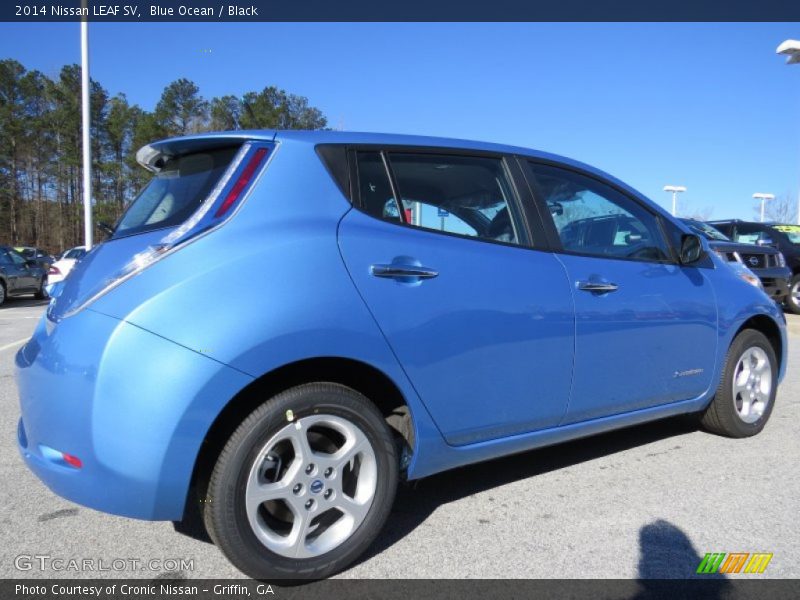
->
[16,131,787,521]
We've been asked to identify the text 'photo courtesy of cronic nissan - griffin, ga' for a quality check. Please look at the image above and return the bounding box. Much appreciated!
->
[15,130,786,580]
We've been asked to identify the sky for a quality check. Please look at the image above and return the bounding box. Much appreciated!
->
[1,22,799,221]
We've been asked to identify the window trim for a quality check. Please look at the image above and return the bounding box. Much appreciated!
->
[348,144,537,250]
[519,157,680,266]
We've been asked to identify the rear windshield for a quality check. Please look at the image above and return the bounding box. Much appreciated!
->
[114,146,239,238]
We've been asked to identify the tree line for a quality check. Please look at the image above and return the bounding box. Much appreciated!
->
[0,59,327,252]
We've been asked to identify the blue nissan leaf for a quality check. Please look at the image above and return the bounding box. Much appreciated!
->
[16,131,786,579]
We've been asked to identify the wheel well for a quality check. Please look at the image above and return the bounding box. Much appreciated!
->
[738,315,783,371]
[184,357,413,518]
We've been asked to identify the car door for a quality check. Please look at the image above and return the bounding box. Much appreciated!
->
[524,161,718,423]
[6,249,36,291]
[338,149,575,446]
[0,250,22,293]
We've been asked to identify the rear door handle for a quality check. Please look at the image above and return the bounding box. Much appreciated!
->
[577,281,619,293]
[371,264,439,280]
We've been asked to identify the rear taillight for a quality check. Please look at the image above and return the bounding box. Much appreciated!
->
[215,147,269,218]
[48,266,61,275]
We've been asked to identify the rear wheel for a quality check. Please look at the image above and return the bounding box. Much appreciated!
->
[203,383,398,580]
[786,275,800,315]
[701,329,777,437]
[0,281,5,307]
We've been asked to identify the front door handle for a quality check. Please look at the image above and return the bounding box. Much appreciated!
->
[371,264,439,280]
[577,281,619,293]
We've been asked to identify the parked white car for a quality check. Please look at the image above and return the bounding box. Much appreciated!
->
[47,246,87,284]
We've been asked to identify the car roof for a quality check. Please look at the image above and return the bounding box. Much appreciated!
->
[144,130,600,173]
[709,219,793,227]
[137,129,653,212]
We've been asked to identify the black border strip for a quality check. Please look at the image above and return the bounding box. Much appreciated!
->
[4,578,800,599]
[2,0,800,22]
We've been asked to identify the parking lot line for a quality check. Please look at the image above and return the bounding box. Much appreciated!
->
[0,338,28,353]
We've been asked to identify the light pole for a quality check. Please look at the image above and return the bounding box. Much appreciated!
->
[753,193,775,222]
[80,0,93,249]
[663,185,686,216]
[777,39,800,225]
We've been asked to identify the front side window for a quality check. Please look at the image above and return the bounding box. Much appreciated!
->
[387,153,521,244]
[527,162,670,262]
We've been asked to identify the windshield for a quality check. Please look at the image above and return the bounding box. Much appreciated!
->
[681,219,729,241]
[771,224,800,245]
[114,146,239,239]
[64,248,86,260]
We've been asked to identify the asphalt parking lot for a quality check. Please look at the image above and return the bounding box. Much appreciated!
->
[0,298,798,579]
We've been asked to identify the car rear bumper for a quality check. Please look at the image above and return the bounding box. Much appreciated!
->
[15,309,251,520]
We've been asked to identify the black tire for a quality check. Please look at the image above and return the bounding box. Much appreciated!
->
[203,383,398,580]
[786,274,800,315]
[33,277,48,300]
[701,329,777,437]
[0,281,6,307]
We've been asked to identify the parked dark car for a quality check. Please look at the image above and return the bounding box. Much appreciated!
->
[680,219,791,302]
[0,246,48,306]
[14,246,55,270]
[709,220,800,313]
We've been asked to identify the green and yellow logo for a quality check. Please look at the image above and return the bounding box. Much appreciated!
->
[696,552,773,574]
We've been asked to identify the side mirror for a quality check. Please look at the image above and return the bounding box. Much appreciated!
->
[679,234,704,264]
[24,259,37,268]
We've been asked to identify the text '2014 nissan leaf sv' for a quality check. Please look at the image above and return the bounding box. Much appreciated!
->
[16,131,786,579]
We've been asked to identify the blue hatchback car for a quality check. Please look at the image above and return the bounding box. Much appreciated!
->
[16,131,786,579]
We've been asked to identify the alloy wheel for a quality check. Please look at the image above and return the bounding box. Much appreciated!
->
[244,414,377,559]
[731,346,773,424]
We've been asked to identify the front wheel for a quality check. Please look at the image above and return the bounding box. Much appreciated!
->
[203,383,398,580]
[786,274,800,315]
[701,329,777,437]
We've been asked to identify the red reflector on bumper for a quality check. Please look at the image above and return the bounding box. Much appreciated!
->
[62,453,82,469]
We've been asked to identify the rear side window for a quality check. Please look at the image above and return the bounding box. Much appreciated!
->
[354,150,523,246]
[388,153,520,244]
[114,146,239,238]
[355,152,401,223]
